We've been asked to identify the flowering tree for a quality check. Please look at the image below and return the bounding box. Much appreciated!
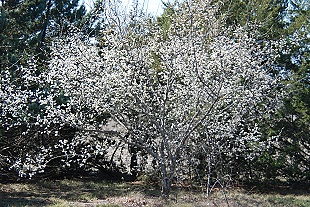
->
[45,0,285,196]
[1,0,285,197]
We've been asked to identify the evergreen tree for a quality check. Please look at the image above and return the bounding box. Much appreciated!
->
[0,0,86,69]
[269,0,309,182]
[215,0,309,183]
[218,0,288,39]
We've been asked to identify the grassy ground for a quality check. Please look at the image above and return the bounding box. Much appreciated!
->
[0,179,309,207]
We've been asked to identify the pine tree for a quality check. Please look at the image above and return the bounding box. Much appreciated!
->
[0,0,86,69]
[216,0,288,38]
[216,0,309,183]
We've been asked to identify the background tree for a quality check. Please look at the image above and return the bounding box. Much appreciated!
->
[0,0,86,180]
[217,0,288,39]
[209,0,309,184]
[0,0,86,69]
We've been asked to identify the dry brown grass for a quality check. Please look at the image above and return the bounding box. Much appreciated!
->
[0,179,309,207]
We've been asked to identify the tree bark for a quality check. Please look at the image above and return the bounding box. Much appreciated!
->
[129,145,138,178]
[161,175,171,198]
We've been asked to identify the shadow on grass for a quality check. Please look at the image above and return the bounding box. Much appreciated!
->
[239,181,310,196]
[0,179,162,207]
[1,179,309,207]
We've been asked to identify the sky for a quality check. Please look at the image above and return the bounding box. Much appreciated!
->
[121,0,164,15]
[82,0,164,16]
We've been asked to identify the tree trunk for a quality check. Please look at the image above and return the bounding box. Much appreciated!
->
[159,158,172,198]
[206,155,212,196]
[129,145,138,178]
[161,176,171,198]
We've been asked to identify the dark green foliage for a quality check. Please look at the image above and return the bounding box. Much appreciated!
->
[269,65,309,182]
[0,0,86,69]
[267,0,309,183]
[213,0,310,184]
[217,0,288,39]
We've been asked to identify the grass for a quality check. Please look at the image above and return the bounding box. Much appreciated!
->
[0,179,309,207]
